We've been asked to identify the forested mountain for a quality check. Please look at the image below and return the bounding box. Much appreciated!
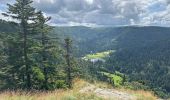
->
[54,26,170,98]
[1,20,170,98]
[54,26,170,55]
[0,19,18,33]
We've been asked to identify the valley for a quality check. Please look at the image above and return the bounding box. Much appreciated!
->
[54,26,170,98]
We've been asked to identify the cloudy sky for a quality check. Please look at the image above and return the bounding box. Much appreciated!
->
[0,0,170,26]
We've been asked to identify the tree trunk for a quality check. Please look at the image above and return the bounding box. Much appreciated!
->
[22,20,31,89]
[65,39,72,88]
[42,31,48,90]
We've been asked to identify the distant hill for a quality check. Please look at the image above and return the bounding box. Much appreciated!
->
[54,26,170,56]
[54,26,170,98]
[0,19,18,33]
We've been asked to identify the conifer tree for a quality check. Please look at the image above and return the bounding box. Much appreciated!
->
[35,11,51,89]
[65,38,72,88]
[3,0,37,89]
[35,11,65,89]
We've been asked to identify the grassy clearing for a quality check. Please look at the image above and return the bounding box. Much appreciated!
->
[83,50,115,60]
[0,79,159,100]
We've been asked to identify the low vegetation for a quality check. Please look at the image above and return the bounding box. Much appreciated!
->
[0,79,158,100]
[100,72,123,87]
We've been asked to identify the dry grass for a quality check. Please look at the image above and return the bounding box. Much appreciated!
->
[0,90,80,100]
[133,90,158,100]
[0,79,103,100]
[0,79,159,100]
[91,79,158,100]
[117,88,158,100]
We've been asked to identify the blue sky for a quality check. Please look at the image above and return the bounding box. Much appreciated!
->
[0,0,170,27]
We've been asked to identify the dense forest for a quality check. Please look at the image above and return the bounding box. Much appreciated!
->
[0,0,170,99]
[54,26,170,98]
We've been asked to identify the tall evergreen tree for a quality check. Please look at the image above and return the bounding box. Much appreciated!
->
[3,0,37,89]
[35,11,51,89]
[65,38,72,88]
[34,11,66,90]
[39,11,50,90]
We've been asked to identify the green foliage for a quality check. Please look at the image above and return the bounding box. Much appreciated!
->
[100,72,123,87]
[55,80,67,89]
[111,75,123,87]
[124,82,149,90]
[153,88,170,98]
[32,67,45,81]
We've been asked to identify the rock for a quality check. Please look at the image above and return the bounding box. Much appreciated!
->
[80,85,136,100]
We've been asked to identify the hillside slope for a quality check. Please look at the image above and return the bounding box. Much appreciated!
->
[0,79,158,100]
[54,26,170,98]
[54,26,170,56]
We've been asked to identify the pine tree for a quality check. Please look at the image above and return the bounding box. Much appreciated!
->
[35,11,51,89]
[3,0,37,89]
[65,38,72,88]
[0,34,5,68]
[34,11,65,90]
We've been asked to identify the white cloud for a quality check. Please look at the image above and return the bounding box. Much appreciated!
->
[33,0,146,26]
[138,0,170,26]
[1,0,170,26]
[86,0,94,5]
